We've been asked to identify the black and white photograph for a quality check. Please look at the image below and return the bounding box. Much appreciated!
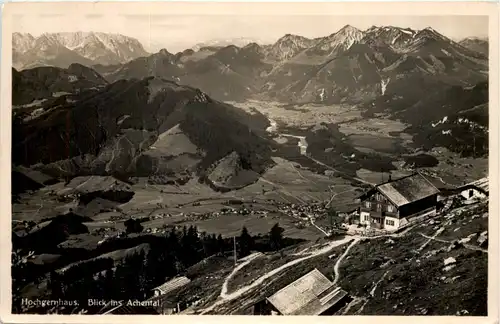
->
[3,1,496,318]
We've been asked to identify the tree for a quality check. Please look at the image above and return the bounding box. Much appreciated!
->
[167,228,180,250]
[239,227,254,257]
[217,234,225,255]
[48,270,64,300]
[115,253,146,300]
[269,223,285,252]
[327,208,341,228]
[102,268,115,300]
[124,218,143,234]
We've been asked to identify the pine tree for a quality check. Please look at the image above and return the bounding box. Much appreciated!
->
[217,234,225,254]
[269,223,285,252]
[239,226,254,257]
[103,268,115,300]
[48,270,64,299]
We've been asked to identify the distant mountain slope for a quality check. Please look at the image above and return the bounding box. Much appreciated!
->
[192,37,266,51]
[263,26,488,105]
[264,34,320,62]
[15,34,95,70]
[459,37,489,56]
[94,45,273,102]
[364,79,488,158]
[291,25,365,64]
[273,38,401,103]
[364,26,418,53]
[12,64,108,106]
[12,32,149,70]
[12,77,275,190]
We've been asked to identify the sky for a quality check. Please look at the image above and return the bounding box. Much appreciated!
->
[13,14,488,53]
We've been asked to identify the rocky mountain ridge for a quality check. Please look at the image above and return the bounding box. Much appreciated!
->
[13,32,149,70]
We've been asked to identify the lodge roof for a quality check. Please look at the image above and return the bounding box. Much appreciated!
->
[361,172,440,207]
[152,276,191,295]
[266,268,348,315]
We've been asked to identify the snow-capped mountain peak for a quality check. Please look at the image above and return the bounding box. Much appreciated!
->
[12,33,36,53]
[266,34,318,61]
[364,26,418,52]
[12,31,149,69]
[316,24,364,54]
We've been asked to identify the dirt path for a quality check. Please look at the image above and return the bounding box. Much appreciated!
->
[332,238,361,285]
[306,155,374,186]
[369,270,389,297]
[326,187,358,208]
[199,235,356,314]
[418,227,445,251]
[309,217,330,236]
[341,297,364,315]
[220,252,264,298]
[418,232,488,253]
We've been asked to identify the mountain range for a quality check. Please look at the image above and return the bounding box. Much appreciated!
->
[12,25,489,188]
[13,32,149,70]
[191,37,266,51]
[458,37,489,56]
[78,26,486,104]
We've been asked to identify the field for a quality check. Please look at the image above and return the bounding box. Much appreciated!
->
[228,100,361,129]
[425,147,488,185]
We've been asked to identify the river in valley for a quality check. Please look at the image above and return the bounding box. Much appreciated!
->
[266,118,308,155]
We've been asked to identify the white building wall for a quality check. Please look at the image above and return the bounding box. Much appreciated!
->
[360,211,371,227]
[460,188,486,201]
[383,216,400,231]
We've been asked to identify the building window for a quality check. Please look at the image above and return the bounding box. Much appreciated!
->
[377,203,381,211]
[385,219,395,226]
[365,201,371,208]
[469,189,474,198]
[387,205,394,212]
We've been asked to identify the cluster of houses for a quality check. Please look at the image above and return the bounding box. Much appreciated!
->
[278,203,329,220]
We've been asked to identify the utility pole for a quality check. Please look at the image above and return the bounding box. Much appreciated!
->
[233,236,237,266]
